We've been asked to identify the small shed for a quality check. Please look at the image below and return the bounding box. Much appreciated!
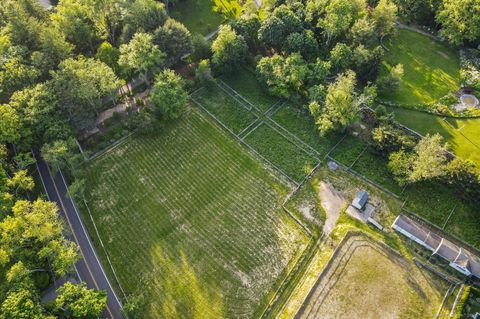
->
[352,190,368,210]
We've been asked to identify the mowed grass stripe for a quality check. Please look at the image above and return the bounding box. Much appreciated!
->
[84,107,309,318]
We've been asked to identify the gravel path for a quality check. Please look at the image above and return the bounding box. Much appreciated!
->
[318,182,346,236]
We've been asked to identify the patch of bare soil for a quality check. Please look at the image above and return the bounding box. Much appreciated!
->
[318,182,346,236]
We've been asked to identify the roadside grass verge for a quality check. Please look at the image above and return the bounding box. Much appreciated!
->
[220,69,279,112]
[380,29,460,105]
[191,85,257,134]
[270,104,341,156]
[169,0,223,36]
[243,123,319,183]
[81,106,310,318]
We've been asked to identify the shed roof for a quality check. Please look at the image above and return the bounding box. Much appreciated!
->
[352,190,368,209]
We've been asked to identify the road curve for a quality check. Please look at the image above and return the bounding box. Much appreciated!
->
[34,152,124,319]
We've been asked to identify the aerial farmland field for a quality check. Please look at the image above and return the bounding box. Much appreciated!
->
[81,106,310,318]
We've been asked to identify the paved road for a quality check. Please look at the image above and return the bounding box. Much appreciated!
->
[34,152,124,319]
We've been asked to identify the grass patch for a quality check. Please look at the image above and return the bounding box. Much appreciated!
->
[351,148,404,195]
[243,123,319,183]
[192,84,257,134]
[81,107,310,318]
[444,202,480,249]
[221,69,279,112]
[270,104,341,156]
[169,0,223,36]
[388,106,480,167]
[380,29,460,105]
[329,135,366,166]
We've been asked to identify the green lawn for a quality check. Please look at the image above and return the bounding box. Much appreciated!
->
[81,106,310,318]
[330,135,367,167]
[221,69,279,112]
[244,123,319,183]
[380,29,460,105]
[170,0,223,35]
[192,84,257,134]
[388,107,480,167]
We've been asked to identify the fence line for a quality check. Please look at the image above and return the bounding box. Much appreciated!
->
[267,118,323,158]
[240,120,264,140]
[264,99,284,117]
[349,145,368,168]
[327,155,401,199]
[217,78,260,112]
[442,204,458,229]
[86,131,135,162]
[237,118,262,138]
[324,134,348,159]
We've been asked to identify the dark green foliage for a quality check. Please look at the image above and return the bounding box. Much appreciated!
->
[284,30,319,61]
[154,19,193,65]
[231,14,261,49]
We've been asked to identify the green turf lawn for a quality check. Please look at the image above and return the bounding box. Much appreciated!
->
[329,135,367,167]
[270,104,342,156]
[191,84,257,134]
[380,29,460,105]
[244,123,319,183]
[170,0,223,35]
[221,69,280,112]
[388,107,480,167]
[82,106,310,318]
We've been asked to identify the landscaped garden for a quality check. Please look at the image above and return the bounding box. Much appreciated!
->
[169,0,224,35]
[81,106,310,318]
[380,29,461,106]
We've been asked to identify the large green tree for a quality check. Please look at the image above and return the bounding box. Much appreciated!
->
[256,53,309,99]
[211,25,248,72]
[0,104,21,143]
[154,19,193,65]
[51,57,119,128]
[119,32,165,85]
[149,70,187,120]
[310,71,358,136]
[54,282,107,319]
[436,0,480,45]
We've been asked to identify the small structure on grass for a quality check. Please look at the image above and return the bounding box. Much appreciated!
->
[352,190,368,210]
[392,215,480,279]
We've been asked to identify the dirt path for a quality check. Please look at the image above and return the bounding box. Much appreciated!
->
[318,182,346,236]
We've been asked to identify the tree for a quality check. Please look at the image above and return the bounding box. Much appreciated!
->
[307,59,331,86]
[119,32,165,85]
[376,63,403,94]
[211,25,248,72]
[258,5,302,49]
[284,30,319,60]
[149,70,187,120]
[352,45,384,83]
[52,57,119,128]
[394,0,437,26]
[371,0,397,38]
[371,124,416,155]
[95,42,121,76]
[0,288,45,319]
[51,0,99,54]
[256,53,309,99]
[121,0,168,42]
[54,282,106,318]
[41,139,81,171]
[350,17,376,46]
[195,59,212,84]
[329,43,353,72]
[445,158,480,205]
[319,0,367,43]
[0,58,40,102]
[7,170,34,196]
[389,134,448,185]
[311,71,358,136]
[0,104,21,143]
[154,19,193,65]
[231,14,261,48]
[32,27,74,77]
[0,199,79,276]
[436,0,480,46]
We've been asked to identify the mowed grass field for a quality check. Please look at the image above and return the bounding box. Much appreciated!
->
[82,106,310,318]
[297,235,446,319]
[170,0,223,35]
[380,29,460,105]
